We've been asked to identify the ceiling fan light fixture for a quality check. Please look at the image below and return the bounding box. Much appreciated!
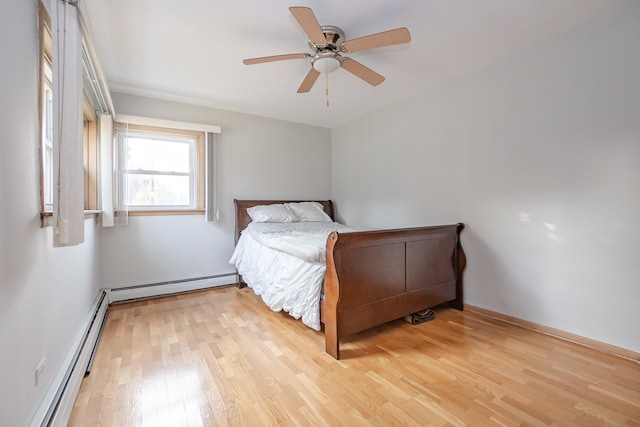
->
[312,52,342,73]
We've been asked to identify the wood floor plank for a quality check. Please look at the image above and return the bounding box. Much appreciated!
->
[69,287,640,426]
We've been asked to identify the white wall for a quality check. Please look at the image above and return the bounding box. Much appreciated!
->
[0,2,103,426]
[1,2,636,424]
[101,93,332,288]
[332,3,640,352]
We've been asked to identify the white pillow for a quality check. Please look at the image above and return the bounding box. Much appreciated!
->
[286,202,332,222]
[247,204,297,223]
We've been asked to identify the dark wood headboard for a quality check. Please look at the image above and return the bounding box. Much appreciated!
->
[233,199,335,244]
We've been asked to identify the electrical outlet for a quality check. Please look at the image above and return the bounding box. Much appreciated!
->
[35,358,46,386]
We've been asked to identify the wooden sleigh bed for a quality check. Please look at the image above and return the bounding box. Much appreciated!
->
[233,199,466,359]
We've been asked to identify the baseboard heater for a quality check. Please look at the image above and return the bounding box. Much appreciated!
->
[85,303,108,375]
[29,274,237,426]
[109,273,238,303]
[30,290,109,427]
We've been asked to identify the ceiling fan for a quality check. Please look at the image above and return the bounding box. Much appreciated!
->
[243,6,411,93]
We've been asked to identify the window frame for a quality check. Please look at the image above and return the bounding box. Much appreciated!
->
[116,123,206,216]
[38,3,53,217]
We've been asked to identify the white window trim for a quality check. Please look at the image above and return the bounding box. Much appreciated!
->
[115,114,221,134]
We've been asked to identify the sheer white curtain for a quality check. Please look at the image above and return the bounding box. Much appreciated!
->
[114,122,129,226]
[51,0,84,247]
[98,123,126,225]
[99,113,115,226]
[205,132,218,222]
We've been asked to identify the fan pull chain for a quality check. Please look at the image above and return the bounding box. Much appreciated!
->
[325,69,330,107]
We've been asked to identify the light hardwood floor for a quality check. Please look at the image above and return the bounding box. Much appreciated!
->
[69,286,640,426]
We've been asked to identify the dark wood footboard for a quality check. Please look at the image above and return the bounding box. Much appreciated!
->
[322,223,465,359]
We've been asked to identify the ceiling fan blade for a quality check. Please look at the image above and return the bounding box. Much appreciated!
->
[243,53,310,65]
[341,58,385,86]
[297,68,321,93]
[289,6,326,46]
[342,27,411,53]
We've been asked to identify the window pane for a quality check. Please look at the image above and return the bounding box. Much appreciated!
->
[44,145,53,206]
[126,174,190,206]
[126,136,190,173]
[42,67,53,208]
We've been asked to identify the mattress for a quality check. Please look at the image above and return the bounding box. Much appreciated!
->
[229,221,358,330]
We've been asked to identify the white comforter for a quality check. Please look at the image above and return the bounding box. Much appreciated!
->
[229,222,358,330]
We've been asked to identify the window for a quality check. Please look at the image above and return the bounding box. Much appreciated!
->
[117,124,205,214]
[82,99,99,211]
[42,58,54,210]
[39,4,54,212]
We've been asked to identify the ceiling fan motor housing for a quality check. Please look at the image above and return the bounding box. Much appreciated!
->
[308,25,346,50]
[309,25,345,73]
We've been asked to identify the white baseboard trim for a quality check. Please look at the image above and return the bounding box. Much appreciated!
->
[29,290,109,427]
[108,273,238,303]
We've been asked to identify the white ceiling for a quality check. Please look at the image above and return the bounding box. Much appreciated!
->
[82,0,628,129]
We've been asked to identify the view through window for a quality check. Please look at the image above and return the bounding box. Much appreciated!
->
[118,125,205,213]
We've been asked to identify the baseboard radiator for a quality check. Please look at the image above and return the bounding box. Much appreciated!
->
[30,290,109,427]
[29,274,238,426]
[108,273,238,303]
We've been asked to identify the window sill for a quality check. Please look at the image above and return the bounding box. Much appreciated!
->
[125,209,205,217]
[40,209,204,226]
[40,210,101,228]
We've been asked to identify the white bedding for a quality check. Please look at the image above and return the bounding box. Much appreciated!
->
[229,221,358,330]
